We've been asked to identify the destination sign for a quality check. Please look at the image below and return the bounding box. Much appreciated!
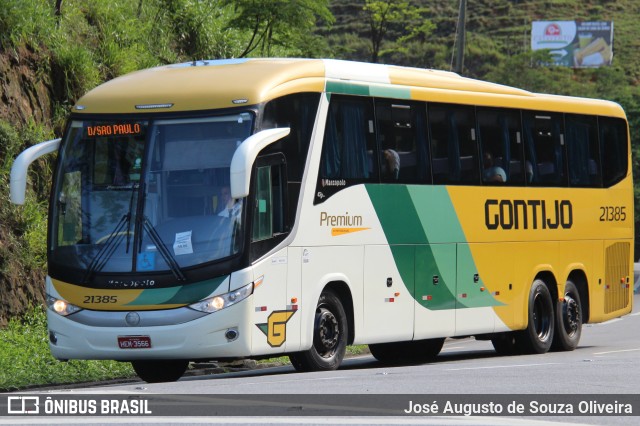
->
[86,123,143,137]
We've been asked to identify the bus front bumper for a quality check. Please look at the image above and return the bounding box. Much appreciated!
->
[46,301,252,361]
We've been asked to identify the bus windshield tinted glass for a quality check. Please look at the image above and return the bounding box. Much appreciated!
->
[50,113,253,276]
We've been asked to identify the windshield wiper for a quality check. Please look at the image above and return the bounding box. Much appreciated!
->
[142,216,187,282]
[82,183,138,284]
[82,213,130,284]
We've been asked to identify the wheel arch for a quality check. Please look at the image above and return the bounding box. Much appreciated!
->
[534,270,558,304]
[322,281,355,345]
[520,270,558,330]
[566,269,590,324]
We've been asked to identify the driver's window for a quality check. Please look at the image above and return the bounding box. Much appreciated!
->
[252,163,285,242]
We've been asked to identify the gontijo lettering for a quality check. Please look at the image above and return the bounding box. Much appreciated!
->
[485,199,573,230]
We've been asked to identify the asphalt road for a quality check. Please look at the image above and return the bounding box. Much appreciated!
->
[3,294,639,426]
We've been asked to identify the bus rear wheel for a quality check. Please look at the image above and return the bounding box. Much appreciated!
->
[131,360,189,383]
[289,289,347,372]
[491,332,518,355]
[552,280,582,351]
[516,279,554,354]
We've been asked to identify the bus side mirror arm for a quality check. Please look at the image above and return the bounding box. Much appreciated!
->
[10,138,61,205]
[230,128,290,199]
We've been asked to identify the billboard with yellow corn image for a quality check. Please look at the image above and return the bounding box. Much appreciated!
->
[531,21,613,68]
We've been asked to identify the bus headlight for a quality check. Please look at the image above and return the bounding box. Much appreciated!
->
[189,282,254,313]
[46,295,82,316]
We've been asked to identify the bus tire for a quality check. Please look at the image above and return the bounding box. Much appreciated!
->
[552,280,582,351]
[412,338,445,361]
[370,338,444,364]
[516,279,554,354]
[131,360,189,383]
[491,332,518,355]
[289,289,347,372]
[369,342,405,363]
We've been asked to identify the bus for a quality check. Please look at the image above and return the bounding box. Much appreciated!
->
[10,58,633,383]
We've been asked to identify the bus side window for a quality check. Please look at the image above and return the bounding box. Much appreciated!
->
[477,108,525,185]
[320,96,377,180]
[565,114,601,187]
[428,103,479,185]
[375,100,430,184]
[523,112,567,186]
[316,96,377,203]
[599,116,628,187]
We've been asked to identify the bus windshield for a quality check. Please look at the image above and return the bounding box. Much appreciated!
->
[50,113,253,278]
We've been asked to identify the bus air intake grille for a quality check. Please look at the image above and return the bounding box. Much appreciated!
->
[604,242,630,314]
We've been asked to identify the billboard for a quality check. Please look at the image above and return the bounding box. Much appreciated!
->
[531,21,613,68]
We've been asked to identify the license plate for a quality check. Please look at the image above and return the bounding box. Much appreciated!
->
[117,336,152,349]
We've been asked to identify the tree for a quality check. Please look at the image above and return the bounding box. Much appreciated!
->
[363,0,434,63]
[160,0,241,60]
[221,0,334,57]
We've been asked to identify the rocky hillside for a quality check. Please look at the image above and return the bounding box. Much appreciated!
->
[0,47,56,325]
[0,47,54,127]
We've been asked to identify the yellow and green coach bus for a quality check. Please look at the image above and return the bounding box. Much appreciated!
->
[10,58,633,383]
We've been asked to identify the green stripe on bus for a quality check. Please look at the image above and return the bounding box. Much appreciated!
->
[326,81,370,96]
[326,81,411,99]
[366,185,501,310]
[366,185,456,310]
[369,85,411,99]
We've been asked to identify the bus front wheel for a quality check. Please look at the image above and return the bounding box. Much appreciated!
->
[131,360,189,383]
[552,280,582,351]
[289,289,347,372]
[516,279,555,354]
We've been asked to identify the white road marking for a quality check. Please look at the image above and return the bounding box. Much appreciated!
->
[445,363,562,371]
[592,347,640,355]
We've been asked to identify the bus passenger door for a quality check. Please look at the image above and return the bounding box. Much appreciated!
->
[455,244,495,335]
[362,245,414,343]
[249,158,292,355]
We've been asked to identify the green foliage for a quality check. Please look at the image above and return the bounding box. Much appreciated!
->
[0,0,56,50]
[363,0,434,63]
[51,44,101,111]
[0,121,53,270]
[82,2,157,78]
[160,0,241,60]
[0,306,134,390]
[221,0,334,57]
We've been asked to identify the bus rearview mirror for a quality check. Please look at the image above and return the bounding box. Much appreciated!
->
[10,138,61,205]
[230,128,290,199]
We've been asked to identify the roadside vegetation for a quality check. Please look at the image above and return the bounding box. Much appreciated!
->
[1,0,639,389]
[0,306,135,391]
